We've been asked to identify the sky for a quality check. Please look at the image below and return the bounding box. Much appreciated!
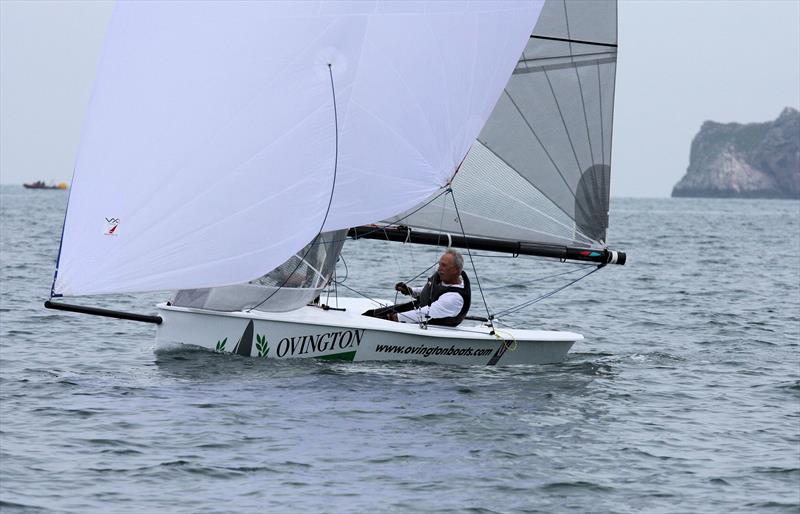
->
[1,0,798,197]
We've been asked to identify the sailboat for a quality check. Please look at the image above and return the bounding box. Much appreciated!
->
[46,0,625,365]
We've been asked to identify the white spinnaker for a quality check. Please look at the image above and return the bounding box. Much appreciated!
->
[53,1,543,296]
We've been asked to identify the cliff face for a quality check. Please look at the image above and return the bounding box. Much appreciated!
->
[672,108,800,199]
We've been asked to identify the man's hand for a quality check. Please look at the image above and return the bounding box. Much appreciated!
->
[395,282,412,296]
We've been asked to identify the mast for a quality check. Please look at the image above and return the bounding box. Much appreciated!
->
[347,225,625,265]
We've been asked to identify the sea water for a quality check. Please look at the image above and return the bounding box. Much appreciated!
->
[1,185,798,513]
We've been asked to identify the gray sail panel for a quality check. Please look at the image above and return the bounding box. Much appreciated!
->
[532,0,617,50]
[384,142,594,247]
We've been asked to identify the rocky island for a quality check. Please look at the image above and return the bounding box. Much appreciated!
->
[672,107,799,199]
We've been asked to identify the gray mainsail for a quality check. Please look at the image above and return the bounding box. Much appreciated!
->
[385,0,617,250]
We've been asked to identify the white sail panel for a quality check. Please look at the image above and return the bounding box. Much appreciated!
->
[54,1,544,296]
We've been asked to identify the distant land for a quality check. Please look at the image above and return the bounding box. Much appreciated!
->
[672,107,799,199]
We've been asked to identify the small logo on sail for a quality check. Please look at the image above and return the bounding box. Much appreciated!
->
[104,217,119,236]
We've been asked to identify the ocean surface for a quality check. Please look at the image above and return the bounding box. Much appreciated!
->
[1,185,798,513]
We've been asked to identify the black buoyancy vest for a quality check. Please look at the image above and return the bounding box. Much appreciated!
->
[417,271,471,327]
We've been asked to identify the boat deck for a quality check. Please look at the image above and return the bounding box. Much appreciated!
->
[158,297,582,343]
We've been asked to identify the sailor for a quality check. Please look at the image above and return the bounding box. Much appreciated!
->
[387,248,471,327]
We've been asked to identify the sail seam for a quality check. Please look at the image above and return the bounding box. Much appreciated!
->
[450,190,493,324]
[500,89,577,200]
[542,68,596,234]
[544,68,584,182]
[565,0,600,226]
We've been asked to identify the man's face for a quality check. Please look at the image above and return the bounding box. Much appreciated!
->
[437,254,460,283]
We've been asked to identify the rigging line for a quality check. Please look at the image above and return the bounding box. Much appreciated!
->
[338,253,349,284]
[482,265,596,291]
[49,166,76,298]
[493,265,603,318]
[501,90,576,201]
[277,193,450,263]
[247,63,340,313]
[325,269,332,306]
[333,267,339,309]
[467,252,521,259]
[491,318,520,329]
[347,188,451,243]
[437,189,449,244]
[403,261,438,286]
[382,225,405,280]
[433,188,451,271]
[530,35,617,49]
[286,187,452,250]
[449,189,492,323]
[399,221,417,274]
[331,280,387,307]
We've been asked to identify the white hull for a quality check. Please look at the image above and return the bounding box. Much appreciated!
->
[155,298,581,365]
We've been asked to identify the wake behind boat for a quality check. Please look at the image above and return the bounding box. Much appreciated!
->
[45,0,625,366]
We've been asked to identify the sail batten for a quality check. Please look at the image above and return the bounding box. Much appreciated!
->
[530,35,617,48]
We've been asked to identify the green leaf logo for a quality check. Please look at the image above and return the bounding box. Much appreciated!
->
[215,337,227,352]
[256,334,269,358]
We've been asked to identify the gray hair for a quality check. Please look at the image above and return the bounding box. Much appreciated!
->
[444,248,464,271]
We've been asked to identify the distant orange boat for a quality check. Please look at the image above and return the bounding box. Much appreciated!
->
[23,181,68,190]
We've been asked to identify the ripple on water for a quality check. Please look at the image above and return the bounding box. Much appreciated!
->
[2,193,799,513]
[539,481,615,493]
